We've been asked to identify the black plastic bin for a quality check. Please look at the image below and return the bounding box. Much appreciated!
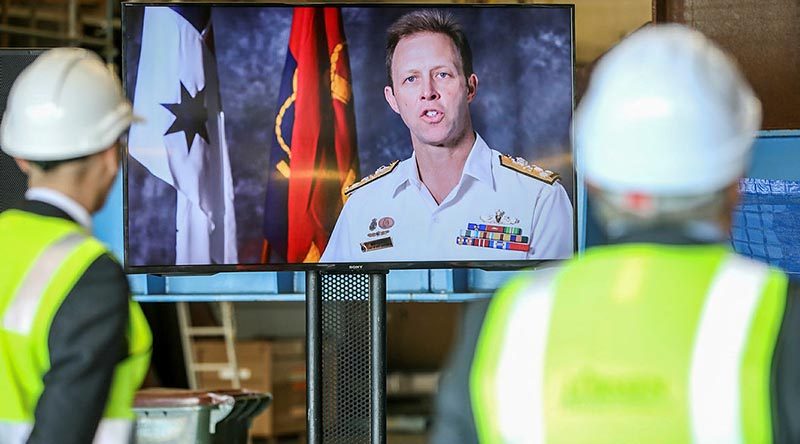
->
[210,389,272,444]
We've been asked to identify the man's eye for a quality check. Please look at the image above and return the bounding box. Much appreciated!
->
[436,72,451,79]
[404,76,416,83]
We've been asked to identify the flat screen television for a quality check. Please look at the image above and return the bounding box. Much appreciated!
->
[122,2,576,273]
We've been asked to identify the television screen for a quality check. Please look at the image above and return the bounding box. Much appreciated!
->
[122,2,576,273]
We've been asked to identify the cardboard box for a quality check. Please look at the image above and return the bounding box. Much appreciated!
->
[387,303,459,370]
[193,339,306,438]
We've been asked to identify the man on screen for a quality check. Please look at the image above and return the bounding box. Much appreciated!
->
[320,9,573,263]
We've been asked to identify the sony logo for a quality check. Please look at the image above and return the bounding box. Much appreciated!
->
[348,265,363,270]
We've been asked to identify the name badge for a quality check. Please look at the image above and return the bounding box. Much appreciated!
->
[361,237,393,253]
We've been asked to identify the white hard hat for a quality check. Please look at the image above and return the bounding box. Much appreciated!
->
[574,24,762,195]
[0,47,138,161]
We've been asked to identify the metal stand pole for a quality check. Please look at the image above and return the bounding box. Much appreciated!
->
[369,272,387,444]
[306,270,322,444]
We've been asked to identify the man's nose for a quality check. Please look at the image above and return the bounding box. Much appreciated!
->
[420,77,440,101]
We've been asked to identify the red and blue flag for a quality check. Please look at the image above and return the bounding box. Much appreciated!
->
[262,7,359,263]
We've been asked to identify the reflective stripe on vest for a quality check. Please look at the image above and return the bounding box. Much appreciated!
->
[0,418,132,444]
[2,232,87,335]
[0,421,31,444]
[471,248,787,444]
[93,418,133,443]
[690,255,768,443]
[471,268,560,444]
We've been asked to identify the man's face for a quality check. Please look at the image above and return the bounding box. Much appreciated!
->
[384,32,478,149]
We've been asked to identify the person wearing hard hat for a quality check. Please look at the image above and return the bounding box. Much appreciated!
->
[0,48,151,443]
[430,24,800,443]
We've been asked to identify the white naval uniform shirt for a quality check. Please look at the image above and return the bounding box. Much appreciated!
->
[320,134,574,263]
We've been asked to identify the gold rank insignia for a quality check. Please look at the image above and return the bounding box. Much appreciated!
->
[344,160,400,195]
[499,154,560,185]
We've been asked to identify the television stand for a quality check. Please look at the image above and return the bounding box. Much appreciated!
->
[306,270,388,444]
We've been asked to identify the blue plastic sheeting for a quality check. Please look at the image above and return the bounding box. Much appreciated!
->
[749,130,800,180]
[731,178,800,275]
[291,269,431,293]
[133,292,494,303]
[128,269,511,302]
[93,173,124,260]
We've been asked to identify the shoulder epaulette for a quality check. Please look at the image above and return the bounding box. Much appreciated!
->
[344,160,400,195]
[499,154,560,185]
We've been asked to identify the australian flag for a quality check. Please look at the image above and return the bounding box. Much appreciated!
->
[262,7,359,263]
[128,6,238,265]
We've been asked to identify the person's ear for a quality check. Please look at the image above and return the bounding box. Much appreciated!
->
[14,158,31,174]
[466,73,479,103]
[98,144,120,177]
[718,180,742,232]
[724,180,741,209]
[384,85,401,115]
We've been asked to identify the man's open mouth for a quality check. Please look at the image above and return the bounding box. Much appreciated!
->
[421,109,444,123]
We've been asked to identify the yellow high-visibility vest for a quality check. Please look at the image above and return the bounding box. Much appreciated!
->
[472,244,787,444]
[0,209,152,443]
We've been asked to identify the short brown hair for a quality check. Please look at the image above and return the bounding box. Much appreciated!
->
[385,10,474,88]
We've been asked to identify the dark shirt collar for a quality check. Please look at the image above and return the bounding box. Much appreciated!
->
[25,188,91,230]
[609,223,728,246]
[15,199,79,226]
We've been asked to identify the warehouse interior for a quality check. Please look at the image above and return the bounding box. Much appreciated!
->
[0,0,798,443]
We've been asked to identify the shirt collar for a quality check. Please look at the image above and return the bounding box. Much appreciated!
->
[25,187,92,231]
[392,132,494,196]
[609,222,728,246]
[461,133,494,189]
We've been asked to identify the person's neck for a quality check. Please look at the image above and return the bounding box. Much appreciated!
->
[413,131,476,205]
[30,176,96,214]
[605,220,729,245]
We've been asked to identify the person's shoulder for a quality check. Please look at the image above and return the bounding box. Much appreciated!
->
[79,252,130,301]
[58,252,128,327]
[19,199,72,220]
[492,150,561,187]
[344,160,401,197]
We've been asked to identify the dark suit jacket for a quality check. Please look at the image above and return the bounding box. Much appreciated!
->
[9,200,130,444]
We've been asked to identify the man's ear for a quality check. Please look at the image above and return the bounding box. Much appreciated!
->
[724,180,741,209]
[718,179,742,232]
[466,73,479,103]
[384,85,401,115]
[95,144,120,177]
[14,158,31,174]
